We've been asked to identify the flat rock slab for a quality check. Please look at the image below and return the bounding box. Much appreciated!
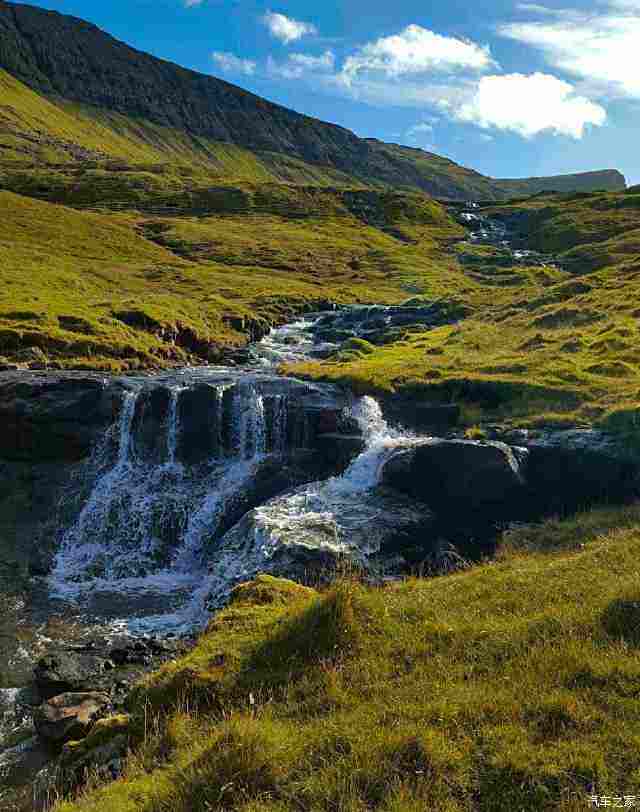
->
[34,692,111,745]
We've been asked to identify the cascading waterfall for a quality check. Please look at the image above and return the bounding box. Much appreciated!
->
[163,396,422,619]
[49,379,301,628]
[165,387,183,469]
[48,313,425,634]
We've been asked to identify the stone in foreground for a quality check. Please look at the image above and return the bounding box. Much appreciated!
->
[34,692,111,746]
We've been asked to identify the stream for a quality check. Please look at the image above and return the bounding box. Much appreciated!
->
[0,206,592,808]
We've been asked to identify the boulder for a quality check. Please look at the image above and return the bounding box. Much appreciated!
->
[0,373,122,462]
[34,692,111,745]
[34,652,113,700]
[382,439,527,519]
[504,429,640,516]
[61,714,130,777]
[314,434,367,469]
[202,483,430,607]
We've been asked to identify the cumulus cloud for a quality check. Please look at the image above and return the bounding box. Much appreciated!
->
[407,121,434,136]
[341,24,495,83]
[262,11,317,44]
[212,51,256,76]
[455,72,607,138]
[268,50,335,80]
[500,1,640,98]
[209,16,607,142]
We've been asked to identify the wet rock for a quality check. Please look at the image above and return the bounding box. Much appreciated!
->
[34,652,113,701]
[203,483,429,606]
[108,636,182,667]
[383,439,527,519]
[34,692,111,746]
[315,434,367,469]
[310,303,466,348]
[503,429,640,516]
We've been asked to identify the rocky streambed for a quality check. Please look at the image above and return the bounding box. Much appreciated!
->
[2,209,640,809]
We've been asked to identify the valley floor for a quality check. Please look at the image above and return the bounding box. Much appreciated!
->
[3,181,640,440]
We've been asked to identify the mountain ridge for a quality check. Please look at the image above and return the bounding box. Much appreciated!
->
[0,0,626,200]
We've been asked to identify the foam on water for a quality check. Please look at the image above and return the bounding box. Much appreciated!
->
[156,396,422,619]
[49,381,419,635]
[49,381,293,629]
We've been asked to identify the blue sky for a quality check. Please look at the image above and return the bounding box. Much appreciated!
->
[25,0,640,183]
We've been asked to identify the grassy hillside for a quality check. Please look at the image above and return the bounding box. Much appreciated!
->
[54,505,640,811]
[0,186,465,370]
[0,1,625,200]
[366,141,625,201]
[292,188,640,433]
[0,67,352,185]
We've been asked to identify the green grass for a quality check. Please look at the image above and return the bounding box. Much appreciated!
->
[3,64,640,431]
[52,506,640,811]
[291,189,640,431]
[0,187,464,370]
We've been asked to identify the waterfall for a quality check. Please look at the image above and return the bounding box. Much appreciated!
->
[166,387,183,469]
[49,364,418,634]
[49,379,297,626]
[162,396,422,619]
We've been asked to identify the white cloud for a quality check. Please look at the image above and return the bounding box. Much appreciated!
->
[500,2,640,98]
[407,121,434,137]
[212,51,256,76]
[455,72,606,138]
[341,24,495,83]
[515,3,561,14]
[268,50,335,80]
[262,11,317,44]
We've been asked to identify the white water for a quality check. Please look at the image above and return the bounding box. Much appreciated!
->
[48,380,419,635]
[147,397,422,625]
[251,316,339,366]
[49,382,293,626]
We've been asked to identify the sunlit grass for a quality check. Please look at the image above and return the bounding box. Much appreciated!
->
[53,508,640,811]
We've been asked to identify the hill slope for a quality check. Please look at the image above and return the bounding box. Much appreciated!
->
[0,0,626,199]
[53,508,640,811]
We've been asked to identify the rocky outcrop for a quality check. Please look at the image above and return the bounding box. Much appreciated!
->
[0,372,126,578]
[382,439,526,519]
[0,372,120,462]
[503,428,640,516]
[34,692,111,746]
[34,652,114,701]
[311,304,467,355]
[202,484,430,605]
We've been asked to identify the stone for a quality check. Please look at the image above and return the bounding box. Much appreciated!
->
[315,433,367,469]
[202,483,430,605]
[382,439,527,519]
[61,714,130,773]
[0,373,121,463]
[34,652,112,700]
[34,692,111,745]
[509,429,640,517]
